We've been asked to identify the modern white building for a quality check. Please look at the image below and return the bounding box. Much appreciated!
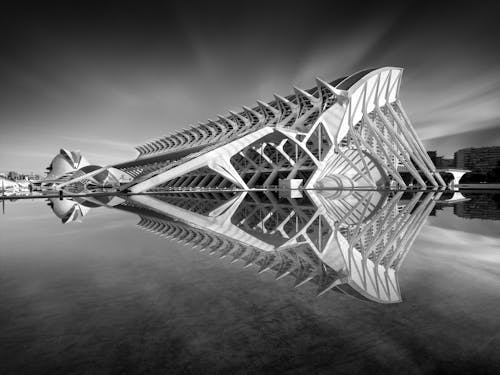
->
[43,149,132,190]
[54,67,446,192]
[45,149,90,181]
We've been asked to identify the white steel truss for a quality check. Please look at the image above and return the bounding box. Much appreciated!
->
[118,189,441,303]
[52,67,444,192]
[117,67,445,193]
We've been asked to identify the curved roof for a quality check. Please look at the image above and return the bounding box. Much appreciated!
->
[329,76,348,87]
[59,149,82,167]
[46,154,78,180]
[335,68,378,90]
[48,198,91,223]
[45,149,90,181]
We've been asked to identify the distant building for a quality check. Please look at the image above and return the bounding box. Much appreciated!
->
[7,171,20,180]
[22,173,43,181]
[454,146,500,173]
[454,194,500,220]
[436,157,455,169]
[0,171,42,182]
[427,151,437,164]
[426,151,455,169]
[0,176,20,192]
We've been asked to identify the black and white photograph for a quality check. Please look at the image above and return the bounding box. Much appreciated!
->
[1,1,500,374]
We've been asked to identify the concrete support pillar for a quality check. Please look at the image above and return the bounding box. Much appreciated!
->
[449,171,467,189]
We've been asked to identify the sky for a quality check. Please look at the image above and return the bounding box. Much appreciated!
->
[0,0,499,174]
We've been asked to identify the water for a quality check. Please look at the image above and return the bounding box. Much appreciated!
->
[1,190,499,374]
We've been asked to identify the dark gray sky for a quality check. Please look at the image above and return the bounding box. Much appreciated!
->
[1,1,499,173]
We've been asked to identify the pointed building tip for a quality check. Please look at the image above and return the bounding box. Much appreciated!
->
[315,77,329,86]
[274,93,293,105]
[316,77,349,98]
[245,106,263,120]
[232,111,247,121]
[275,271,290,280]
[316,279,343,297]
[257,100,275,111]
[294,86,315,100]
[316,287,332,297]
[294,276,313,288]
[292,85,304,93]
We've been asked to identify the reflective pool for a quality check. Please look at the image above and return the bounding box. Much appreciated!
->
[1,190,499,374]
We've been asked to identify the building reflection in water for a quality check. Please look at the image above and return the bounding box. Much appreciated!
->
[47,189,442,304]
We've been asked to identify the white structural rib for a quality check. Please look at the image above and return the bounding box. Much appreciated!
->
[129,127,274,193]
[111,67,447,193]
[130,193,275,252]
[126,188,439,303]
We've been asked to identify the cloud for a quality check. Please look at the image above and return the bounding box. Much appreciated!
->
[58,135,136,151]
[405,68,500,150]
[416,225,500,283]
[423,126,500,156]
[0,149,54,159]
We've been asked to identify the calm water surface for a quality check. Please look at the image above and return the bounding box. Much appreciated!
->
[1,190,499,374]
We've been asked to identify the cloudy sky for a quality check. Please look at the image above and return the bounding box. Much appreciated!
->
[1,1,499,173]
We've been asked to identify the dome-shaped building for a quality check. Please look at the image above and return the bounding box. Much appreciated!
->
[48,198,91,223]
[43,149,132,191]
[45,149,90,181]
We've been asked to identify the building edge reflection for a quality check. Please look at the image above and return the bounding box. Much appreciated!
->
[42,189,445,304]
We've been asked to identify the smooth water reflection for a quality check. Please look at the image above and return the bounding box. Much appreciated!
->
[43,189,443,303]
[1,190,500,374]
